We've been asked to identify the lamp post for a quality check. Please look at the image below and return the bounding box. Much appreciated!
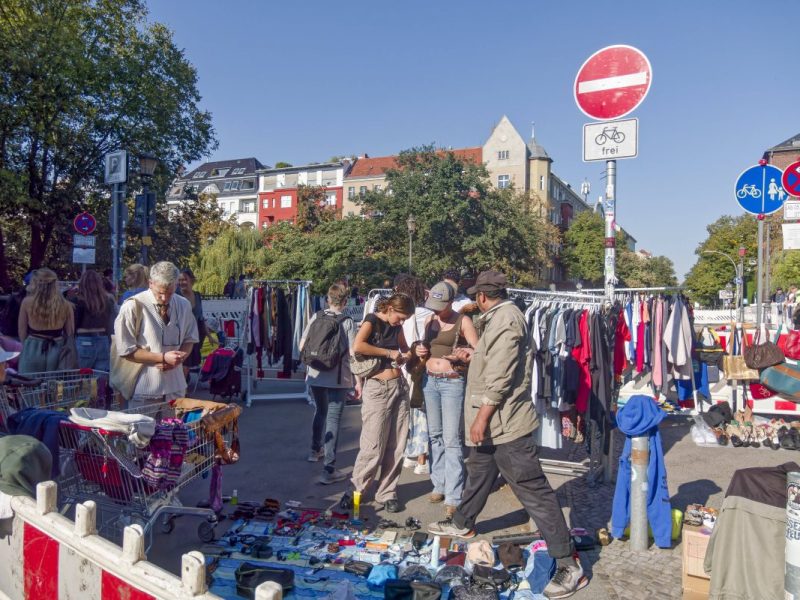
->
[137,153,158,265]
[702,250,743,321]
[407,214,416,272]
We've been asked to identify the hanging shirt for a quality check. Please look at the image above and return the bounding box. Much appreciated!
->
[664,297,694,381]
[614,310,632,377]
[572,310,592,414]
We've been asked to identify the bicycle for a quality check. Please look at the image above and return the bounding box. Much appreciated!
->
[594,127,625,145]
[736,184,761,199]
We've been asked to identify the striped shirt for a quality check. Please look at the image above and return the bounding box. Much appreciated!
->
[114,289,199,398]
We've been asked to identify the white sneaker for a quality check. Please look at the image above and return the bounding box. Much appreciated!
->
[413,462,430,475]
[543,562,588,599]
[318,469,347,485]
[307,449,324,462]
[402,457,417,469]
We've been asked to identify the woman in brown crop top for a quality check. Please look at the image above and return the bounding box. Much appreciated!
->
[416,281,478,516]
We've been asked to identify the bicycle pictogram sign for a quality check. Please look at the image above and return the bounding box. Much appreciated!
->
[734,164,785,215]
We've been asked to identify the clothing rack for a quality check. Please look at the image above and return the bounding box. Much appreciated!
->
[241,279,313,406]
[509,287,613,481]
[581,286,686,294]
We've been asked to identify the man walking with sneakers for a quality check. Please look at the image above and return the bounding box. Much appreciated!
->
[428,271,587,599]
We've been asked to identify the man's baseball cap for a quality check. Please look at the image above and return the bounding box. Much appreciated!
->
[425,281,455,311]
[0,435,52,497]
[467,270,508,295]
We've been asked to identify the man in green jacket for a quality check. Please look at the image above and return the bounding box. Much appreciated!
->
[428,271,587,599]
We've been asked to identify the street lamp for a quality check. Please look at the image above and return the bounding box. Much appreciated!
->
[137,153,158,265]
[701,250,743,321]
[406,214,416,272]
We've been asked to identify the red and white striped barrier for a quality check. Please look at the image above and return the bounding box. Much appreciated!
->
[0,481,283,600]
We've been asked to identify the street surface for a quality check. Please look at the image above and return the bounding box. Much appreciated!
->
[146,380,795,599]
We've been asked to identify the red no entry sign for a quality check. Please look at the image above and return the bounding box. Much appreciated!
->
[574,45,652,121]
[783,160,800,198]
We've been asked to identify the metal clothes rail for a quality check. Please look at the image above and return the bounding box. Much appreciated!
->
[241,279,313,406]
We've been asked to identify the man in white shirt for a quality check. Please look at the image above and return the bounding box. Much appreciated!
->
[443,270,472,313]
[115,261,198,407]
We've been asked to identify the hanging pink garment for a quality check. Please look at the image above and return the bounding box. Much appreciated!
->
[652,300,664,388]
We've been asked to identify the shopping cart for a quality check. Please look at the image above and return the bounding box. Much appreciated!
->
[57,399,238,550]
[0,368,112,432]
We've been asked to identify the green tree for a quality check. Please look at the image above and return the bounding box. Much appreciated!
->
[771,251,800,291]
[274,162,293,168]
[684,215,757,305]
[295,185,337,233]
[0,0,216,289]
[191,227,269,295]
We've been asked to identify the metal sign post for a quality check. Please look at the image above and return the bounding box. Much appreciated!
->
[604,160,617,301]
[105,151,128,292]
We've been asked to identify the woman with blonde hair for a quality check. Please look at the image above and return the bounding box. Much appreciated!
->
[120,263,149,303]
[71,269,117,371]
[17,268,74,374]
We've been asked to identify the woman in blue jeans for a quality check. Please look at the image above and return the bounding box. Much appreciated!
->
[419,281,479,517]
[71,269,117,372]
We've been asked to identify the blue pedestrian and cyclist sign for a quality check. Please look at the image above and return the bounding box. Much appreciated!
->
[735,163,786,215]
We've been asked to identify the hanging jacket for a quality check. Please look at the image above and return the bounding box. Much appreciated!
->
[611,394,672,548]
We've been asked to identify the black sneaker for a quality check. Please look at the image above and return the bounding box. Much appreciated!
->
[383,499,403,513]
[427,518,475,539]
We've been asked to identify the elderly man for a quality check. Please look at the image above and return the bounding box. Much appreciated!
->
[428,271,586,599]
[115,261,198,407]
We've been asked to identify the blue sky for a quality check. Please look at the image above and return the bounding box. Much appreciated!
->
[148,0,799,279]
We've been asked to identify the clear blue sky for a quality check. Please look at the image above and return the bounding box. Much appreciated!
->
[148,0,799,280]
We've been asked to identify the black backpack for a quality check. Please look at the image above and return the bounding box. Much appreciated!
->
[300,310,350,371]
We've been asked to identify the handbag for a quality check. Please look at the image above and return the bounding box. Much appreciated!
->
[722,325,759,381]
[235,562,294,599]
[743,326,784,369]
[760,360,800,400]
[350,353,382,379]
[58,335,79,369]
[407,342,428,409]
[785,331,800,360]
[343,560,373,577]
[471,565,512,592]
[110,299,145,401]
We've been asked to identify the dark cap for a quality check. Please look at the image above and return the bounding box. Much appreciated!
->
[0,435,52,497]
[467,270,507,295]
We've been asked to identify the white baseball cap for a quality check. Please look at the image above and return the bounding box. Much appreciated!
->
[0,349,20,364]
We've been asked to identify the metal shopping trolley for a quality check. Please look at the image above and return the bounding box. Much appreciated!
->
[57,399,239,550]
[0,368,112,432]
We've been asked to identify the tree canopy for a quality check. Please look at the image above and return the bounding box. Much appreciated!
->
[0,0,216,289]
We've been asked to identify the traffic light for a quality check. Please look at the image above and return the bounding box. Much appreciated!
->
[134,192,156,228]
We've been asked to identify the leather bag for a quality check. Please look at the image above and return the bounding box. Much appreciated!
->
[743,327,784,369]
[722,326,759,381]
[235,562,294,599]
[785,331,800,360]
[110,299,145,401]
[760,360,800,400]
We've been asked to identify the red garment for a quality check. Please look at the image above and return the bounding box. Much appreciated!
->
[571,310,592,413]
[614,311,631,376]
[636,321,646,372]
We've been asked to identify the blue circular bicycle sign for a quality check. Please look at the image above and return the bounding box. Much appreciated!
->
[735,163,786,215]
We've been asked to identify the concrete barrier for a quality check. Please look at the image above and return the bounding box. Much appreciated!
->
[0,481,281,600]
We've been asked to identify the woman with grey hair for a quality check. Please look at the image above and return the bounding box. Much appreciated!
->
[114,261,199,406]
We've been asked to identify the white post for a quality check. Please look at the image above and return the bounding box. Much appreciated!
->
[629,435,650,551]
[255,581,283,600]
[181,551,207,595]
[74,501,97,537]
[122,524,146,564]
[36,481,57,515]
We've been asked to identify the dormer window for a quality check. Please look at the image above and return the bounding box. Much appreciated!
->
[231,167,246,175]
[210,168,229,177]
[192,171,206,179]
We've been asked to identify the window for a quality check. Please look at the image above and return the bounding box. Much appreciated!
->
[539,175,544,191]
[262,199,269,208]
[348,186,355,199]
[231,167,246,175]
[374,184,382,192]
[192,171,206,179]
[240,179,255,190]
[325,191,337,206]
[241,200,256,213]
[210,168,229,177]
[359,186,367,195]
[280,195,292,208]
[498,175,510,189]
[498,150,509,160]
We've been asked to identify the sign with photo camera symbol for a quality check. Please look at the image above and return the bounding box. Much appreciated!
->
[583,119,638,162]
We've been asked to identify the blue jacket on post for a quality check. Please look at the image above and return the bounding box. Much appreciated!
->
[611,394,672,548]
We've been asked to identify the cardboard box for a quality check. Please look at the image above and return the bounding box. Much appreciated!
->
[682,523,711,599]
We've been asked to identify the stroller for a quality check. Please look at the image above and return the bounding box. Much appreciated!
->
[199,347,243,402]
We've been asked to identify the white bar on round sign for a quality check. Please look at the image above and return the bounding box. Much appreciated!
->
[578,72,648,94]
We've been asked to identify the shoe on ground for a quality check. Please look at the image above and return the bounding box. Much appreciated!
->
[413,462,430,475]
[427,518,475,539]
[318,469,347,485]
[307,449,324,462]
[543,562,588,599]
[403,457,417,469]
[445,504,457,518]
[383,499,403,513]
[429,493,445,504]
